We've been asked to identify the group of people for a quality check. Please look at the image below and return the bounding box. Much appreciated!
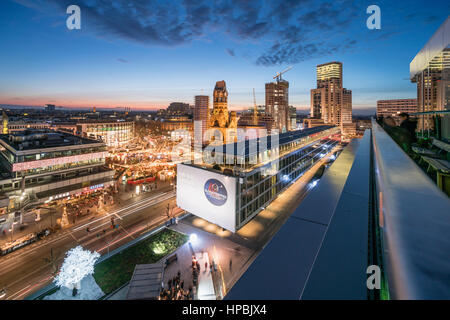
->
[159,271,194,300]
[192,255,201,287]
[65,186,118,224]
[378,112,417,152]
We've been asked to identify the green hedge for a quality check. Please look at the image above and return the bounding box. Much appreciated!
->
[93,228,188,295]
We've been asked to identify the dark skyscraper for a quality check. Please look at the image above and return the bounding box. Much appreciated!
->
[265,80,289,133]
[194,95,209,144]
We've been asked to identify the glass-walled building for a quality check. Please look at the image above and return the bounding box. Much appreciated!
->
[410,16,450,139]
[0,130,114,211]
[76,121,135,147]
[177,125,341,232]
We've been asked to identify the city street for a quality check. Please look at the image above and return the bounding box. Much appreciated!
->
[0,183,180,300]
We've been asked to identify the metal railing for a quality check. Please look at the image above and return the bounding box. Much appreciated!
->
[371,119,450,299]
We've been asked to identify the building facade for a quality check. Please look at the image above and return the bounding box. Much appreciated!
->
[75,121,135,147]
[194,95,209,144]
[7,121,51,133]
[410,17,450,138]
[265,80,290,133]
[310,62,354,134]
[177,125,341,232]
[377,99,418,125]
[0,130,114,211]
[2,110,8,134]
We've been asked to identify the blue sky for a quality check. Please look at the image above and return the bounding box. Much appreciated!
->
[0,0,449,113]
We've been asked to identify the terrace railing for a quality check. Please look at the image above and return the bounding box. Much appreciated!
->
[372,119,450,299]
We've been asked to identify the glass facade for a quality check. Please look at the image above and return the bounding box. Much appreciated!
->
[236,138,339,228]
[14,158,105,178]
[82,122,134,147]
[16,146,106,163]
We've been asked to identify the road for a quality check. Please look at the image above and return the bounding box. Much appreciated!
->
[0,189,178,300]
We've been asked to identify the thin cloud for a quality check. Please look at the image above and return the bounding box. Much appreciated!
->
[11,0,448,66]
[226,48,235,57]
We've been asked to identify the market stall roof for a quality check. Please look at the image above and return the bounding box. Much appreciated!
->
[126,263,164,300]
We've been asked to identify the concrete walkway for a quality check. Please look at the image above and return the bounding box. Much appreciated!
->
[196,252,215,300]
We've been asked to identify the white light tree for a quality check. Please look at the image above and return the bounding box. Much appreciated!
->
[54,246,100,292]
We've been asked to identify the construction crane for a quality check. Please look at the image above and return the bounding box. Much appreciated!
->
[273,66,293,81]
[252,88,258,126]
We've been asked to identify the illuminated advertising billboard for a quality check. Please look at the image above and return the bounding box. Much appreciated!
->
[12,151,108,172]
[177,164,236,232]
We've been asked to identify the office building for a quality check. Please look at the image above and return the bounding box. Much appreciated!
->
[266,80,290,133]
[290,106,297,130]
[310,62,354,134]
[7,120,51,133]
[177,125,340,232]
[410,16,450,139]
[1,110,8,134]
[0,130,114,210]
[194,95,209,144]
[55,120,135,147]
[377,99,418,125]
[44,104,56,112]
[166,102,192,116]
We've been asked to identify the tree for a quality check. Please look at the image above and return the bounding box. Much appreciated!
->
[54,246,100,291]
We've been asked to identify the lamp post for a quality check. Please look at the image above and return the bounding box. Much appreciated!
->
[105,237,110,255]
[9,223,13,242]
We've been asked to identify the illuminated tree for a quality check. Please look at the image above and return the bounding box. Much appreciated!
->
[54,246,100,291]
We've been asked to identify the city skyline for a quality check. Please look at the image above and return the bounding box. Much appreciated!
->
[0,0,449,113]
[0,3,449,303]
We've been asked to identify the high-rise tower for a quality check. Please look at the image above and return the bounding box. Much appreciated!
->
[310,62,353,133]
[265,80,290,133]
[194,95,209,144]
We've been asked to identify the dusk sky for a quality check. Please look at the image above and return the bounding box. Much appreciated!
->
[0,0,449,113]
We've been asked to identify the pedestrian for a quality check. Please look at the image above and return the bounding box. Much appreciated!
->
[205,261,208,270]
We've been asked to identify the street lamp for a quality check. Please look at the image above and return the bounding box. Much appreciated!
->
[105,238,110,255]
[189,233,198,244]
[9,223,14,242]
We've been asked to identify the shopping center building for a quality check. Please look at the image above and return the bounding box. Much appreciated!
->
[177,125,341,232]
[53,120,135,147]
[0,130,115,212]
